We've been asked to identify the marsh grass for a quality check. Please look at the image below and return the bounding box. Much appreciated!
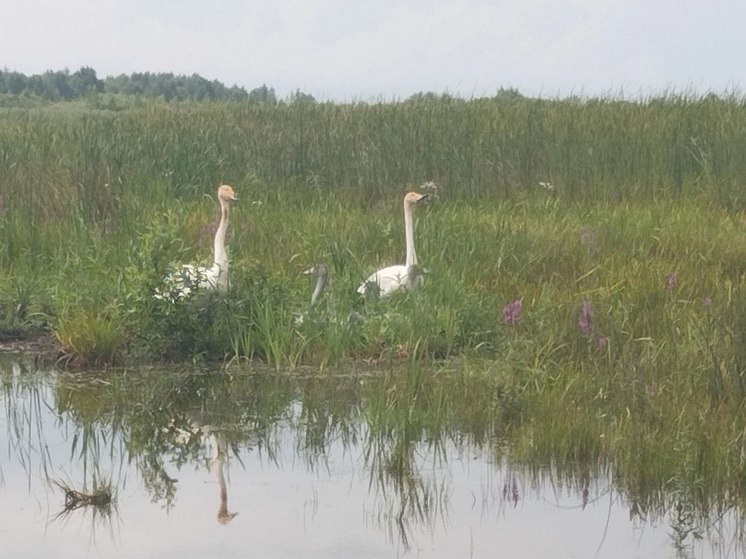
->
[54,479,114,512]
[0,276,49,340]
[55,308,123,367]
[0,94,745,376]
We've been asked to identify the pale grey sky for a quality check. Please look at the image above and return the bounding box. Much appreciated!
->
[1,0,744,100]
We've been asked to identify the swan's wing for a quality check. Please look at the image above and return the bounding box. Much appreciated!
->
[200,264,222,289]
[155,263,220,301]
[357,265,408,297]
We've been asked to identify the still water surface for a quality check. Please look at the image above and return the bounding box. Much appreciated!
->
[0,352,742,558]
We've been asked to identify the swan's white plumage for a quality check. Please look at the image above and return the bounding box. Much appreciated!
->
[358,191,428,298]
[155,184,237,301]
[157,262,223,299]
[359,265,409,296]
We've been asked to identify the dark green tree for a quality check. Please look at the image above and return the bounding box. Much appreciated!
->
[248,84,277,104]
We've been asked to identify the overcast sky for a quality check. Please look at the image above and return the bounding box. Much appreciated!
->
[1,0,744,101]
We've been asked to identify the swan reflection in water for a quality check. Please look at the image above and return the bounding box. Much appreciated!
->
[170,418,239,525]
[210,430,238,525]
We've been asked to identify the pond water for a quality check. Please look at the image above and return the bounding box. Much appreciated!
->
[0,352,742,559]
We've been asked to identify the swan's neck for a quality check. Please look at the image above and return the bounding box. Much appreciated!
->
[213,198,230,272]
[311,275,327,305]
[211,433,233,524]
[407,264,421,290]
[404,202,417,267]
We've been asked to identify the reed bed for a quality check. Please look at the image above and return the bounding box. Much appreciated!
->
[0,93,744,372]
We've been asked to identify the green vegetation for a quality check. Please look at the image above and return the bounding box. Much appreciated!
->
[0,67,274,105]
[1,91,745,371]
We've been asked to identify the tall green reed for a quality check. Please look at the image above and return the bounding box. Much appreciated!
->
[1,94,746,368]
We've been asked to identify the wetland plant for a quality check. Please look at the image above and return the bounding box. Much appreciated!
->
[0,93,745,373]
[54,479,114,513]
[502,299,522,326]
[55,309,123,367]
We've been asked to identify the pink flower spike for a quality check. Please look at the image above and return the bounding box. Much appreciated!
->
[502,299,522,326]
[578,300,592,337]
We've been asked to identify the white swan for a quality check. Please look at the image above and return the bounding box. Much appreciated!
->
[155,184,238,301]
[358,191,429,298]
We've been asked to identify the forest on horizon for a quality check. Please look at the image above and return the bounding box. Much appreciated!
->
[0,66,282,105]
[0,66,527,108]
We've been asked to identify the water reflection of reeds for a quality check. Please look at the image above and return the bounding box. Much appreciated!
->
[2,354,746,555]
[1,355,55,487]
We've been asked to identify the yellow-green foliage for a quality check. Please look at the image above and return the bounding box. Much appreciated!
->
[55,309,122,367]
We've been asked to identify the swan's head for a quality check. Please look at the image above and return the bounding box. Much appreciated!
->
[217,184,238,202]
[217,510,239,525]
[404,191,429,207]
[303,263,328,280]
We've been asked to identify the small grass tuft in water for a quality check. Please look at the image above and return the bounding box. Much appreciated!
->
[54,479,114,512]
[55,309,123,367]
[51,477,117,537]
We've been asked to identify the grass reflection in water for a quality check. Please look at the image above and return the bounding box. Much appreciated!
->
[2,352,746,557]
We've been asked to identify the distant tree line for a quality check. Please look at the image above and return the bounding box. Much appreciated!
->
[0,67,280,103]
[0,66,527,107]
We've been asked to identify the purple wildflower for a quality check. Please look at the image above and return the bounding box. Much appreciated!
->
[597,335,608,351]
[665,272,678,290]
[578,300,593,337]
[703,296,712,308]
[502,299,522,326]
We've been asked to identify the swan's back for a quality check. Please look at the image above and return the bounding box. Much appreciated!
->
[358,264,409,298]
[154,263,221,301]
